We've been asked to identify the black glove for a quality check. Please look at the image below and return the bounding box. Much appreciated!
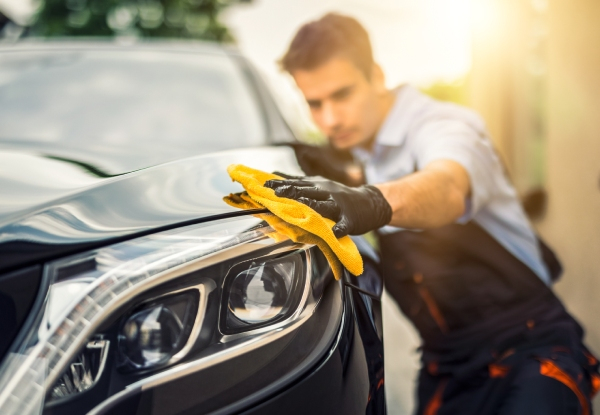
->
[265,176,392,238]
[278,142,364,187]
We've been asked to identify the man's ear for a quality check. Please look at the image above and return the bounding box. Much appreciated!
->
[370,63,387,94]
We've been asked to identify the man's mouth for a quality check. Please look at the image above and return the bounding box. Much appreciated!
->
[332,130,355,143]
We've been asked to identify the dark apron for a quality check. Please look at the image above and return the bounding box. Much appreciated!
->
[379,221,589,378]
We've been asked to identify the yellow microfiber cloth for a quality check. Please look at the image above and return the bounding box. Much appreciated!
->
[224,192,345,279]
[223,164,363,280]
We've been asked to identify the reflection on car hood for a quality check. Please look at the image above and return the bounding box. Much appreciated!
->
[0,139,251,176]
[0,146,303,273]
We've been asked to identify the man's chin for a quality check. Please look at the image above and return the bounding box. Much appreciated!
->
[330,134,365,151]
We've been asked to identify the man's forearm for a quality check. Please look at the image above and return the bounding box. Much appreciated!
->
[375,159,470,229]
[265,159,470,237]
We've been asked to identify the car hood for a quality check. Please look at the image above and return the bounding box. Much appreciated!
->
[0,146,303,273]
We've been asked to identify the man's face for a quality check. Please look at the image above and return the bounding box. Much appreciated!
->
[292,57,385,150]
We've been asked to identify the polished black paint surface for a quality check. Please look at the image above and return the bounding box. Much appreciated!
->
[239,285,385,415]
[0,146,303,273]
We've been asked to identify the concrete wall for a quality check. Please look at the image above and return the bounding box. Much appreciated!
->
[469,0,548,191]
[469,0,600,355]
[540,0,600,360]
[469,0,600,407]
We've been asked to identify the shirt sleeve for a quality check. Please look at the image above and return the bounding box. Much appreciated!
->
[412,117,504,222]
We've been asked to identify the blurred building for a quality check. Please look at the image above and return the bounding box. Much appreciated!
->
[469,1,600,406]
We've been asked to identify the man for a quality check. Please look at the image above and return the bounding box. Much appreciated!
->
[266,13,599,415]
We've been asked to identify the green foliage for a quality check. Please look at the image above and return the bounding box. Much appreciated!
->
[300,128,327,145]
[31,0,244,42]
[420,77,470,105]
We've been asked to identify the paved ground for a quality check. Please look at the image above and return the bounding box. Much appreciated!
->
[382,290,420,415]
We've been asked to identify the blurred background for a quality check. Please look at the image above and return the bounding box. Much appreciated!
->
[1,0,599,413]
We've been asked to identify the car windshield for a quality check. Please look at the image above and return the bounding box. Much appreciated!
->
[0,48,267,156]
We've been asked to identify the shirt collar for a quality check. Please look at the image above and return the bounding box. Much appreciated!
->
[373,84,425,147]
[351,84,425,162]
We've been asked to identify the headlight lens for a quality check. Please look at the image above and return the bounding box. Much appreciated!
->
[224,252,305,332]
[118,290,199,370]
[0,215,332,415]
[230,261,294,323]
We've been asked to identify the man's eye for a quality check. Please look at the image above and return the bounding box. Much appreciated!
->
[307,101,321,109]
[332,88,353,101]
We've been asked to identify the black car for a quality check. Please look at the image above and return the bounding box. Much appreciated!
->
[0,41,386,415]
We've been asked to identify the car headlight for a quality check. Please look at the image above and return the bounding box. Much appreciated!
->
[0,215,337,415]
[117,289,200,371]
[223,251,305,332]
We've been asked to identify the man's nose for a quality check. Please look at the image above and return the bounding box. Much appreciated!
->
[320,101,340,130]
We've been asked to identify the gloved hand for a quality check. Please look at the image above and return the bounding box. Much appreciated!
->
[265,176,392,238]
[279,142,364,187]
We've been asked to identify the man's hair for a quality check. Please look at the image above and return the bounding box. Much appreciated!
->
[280,13,374,79]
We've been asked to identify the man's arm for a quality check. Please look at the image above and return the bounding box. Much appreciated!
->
[265,159,472,237]
[375,159,471,229]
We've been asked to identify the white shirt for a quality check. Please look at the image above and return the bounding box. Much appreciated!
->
[352,85,551,284]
